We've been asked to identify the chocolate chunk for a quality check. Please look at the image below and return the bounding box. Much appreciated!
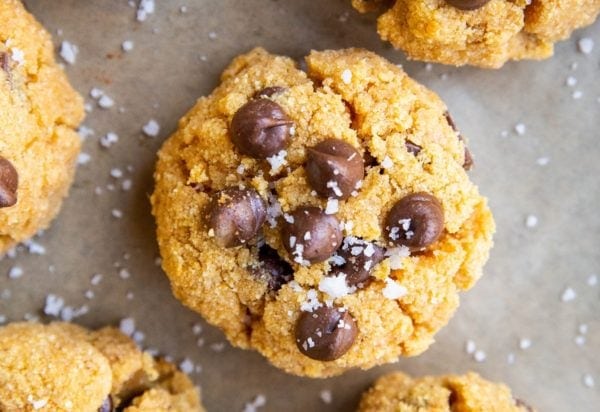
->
[295,306,357,361]
[385,192,444,251]
[405,140,422,156]
[515,399,535,412]
[281,206,342,264]
[444,111,474,170]
[306,139,364,200]
[254,86,286,99]
[207,188,266,247]
[330,238,385,287]
[230,99,294,159]
[0,156,18,208]
[446,0,490,10]
[253,244,294,291]
[98,396,113,412]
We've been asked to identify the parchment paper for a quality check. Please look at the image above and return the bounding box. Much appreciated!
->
[1,1,598,410]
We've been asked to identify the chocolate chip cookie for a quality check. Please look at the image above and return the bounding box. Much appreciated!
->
[0,0,83,255]
[351,0,600,68]
[0,322,203,412]
[359,371,534,411]
[151,47,495,377]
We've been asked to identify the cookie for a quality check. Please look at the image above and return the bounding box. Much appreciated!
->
[358,371,535,411]
[351,0,600,68]
[0,322,203,412]
[0,0,83,255]
[151,47,495,377]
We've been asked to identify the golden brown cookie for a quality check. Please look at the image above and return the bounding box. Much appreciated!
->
[151,47,495,377]
[0,322,204,412]
[358,371,535,412]
[0,0,83,255]
[351,0,600,68]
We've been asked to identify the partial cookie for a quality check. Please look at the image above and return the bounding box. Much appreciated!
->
[152,47,495,377]
[351,0,600,68]
[0,322,203,412]
[358,371,535,411]
[0,0,83,254]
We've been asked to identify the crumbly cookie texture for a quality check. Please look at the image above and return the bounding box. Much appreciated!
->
[352,0,600,68]
[151,47,494,377]
[358,372,534,412]
[0,0,83,254]
[0,322,203,412]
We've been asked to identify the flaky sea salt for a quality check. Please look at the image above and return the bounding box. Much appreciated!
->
[341,69,352,84]
[583,374,595,388]
[122,40,134,52]
[561,287,577,302]
[100,132,119,148]
[318,273,355,299]
[320,390,332,404]
[385,246,410,270]
[142,119,160,137]
[137,0,155,21]
[243,394,266,412]
[381,156,394,169]
[300,289,322,312]
[514,123,526,136]
[44,294,65,316]
[179,358,194,374]
[588,274,598,286]
[474,350,486,362]
[325,198,339,215]
[519,338,532,350]
[8,266,23,279]
[525,215,538,228]
[578,37,594,54]
[60,41,78,65]
[382,277,407,299]
[465,340,476,354]
[119,317,135,336]
[98,94,115,109]
[266,150,287,175]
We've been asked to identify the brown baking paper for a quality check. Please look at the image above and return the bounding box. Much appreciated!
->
[1,1,598,410]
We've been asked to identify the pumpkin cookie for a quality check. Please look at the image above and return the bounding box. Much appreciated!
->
[0,0,83,255]
[0,322,203,412]
[358,371,534,411]
[151,47,495,377]
[351,0,600,68]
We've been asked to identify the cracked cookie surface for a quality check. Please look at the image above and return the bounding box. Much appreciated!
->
[358,371,534,411]
[151,47,495,377]
[0,322,203,412]
[352,0,600,68]
[0,0,83,255]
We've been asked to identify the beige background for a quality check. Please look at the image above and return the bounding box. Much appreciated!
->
[0,1,598,410]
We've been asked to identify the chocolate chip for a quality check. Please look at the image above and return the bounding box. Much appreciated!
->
[98,396,113,412]
[253,244,294,291]
[330,238,385,287]
[254,86,286,99]
[281,206,342,264]
[405,140,422,156]
[444,111,473,170]
[295,306,357,361]
[446,0,490,10]
[0,156,18,208]
[230,99,294,159]
[385,192,444,251]
[207,188,266,247]
[515,399,535,412]
[306,139,364,200]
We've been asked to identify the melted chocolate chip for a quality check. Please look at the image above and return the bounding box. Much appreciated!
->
[0,156,18,208]
[281,206,342,264]
[253,244,294,291]
[98,396,113,412]
[446,0,490,10]
[254,86,286,99]
[230,99,294,158]
[306,139,364,200]
[385,192,444,251]
[445,111,473,170]
[405,140,422,156]
[207,188,266,247]
[295,306,357,361]
[330,238,385,287]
